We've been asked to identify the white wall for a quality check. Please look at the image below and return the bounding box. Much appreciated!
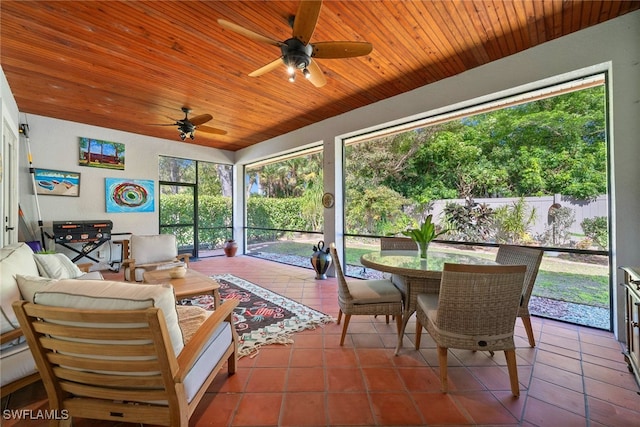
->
[3,11,639,337]
[16,115,234,240]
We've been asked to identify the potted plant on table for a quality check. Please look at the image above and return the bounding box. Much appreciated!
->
[401,214,447,259]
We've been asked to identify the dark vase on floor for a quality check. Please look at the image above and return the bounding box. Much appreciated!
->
[311,240,332,280]
[223,240,238,257]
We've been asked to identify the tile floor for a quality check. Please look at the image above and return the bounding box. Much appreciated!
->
[2,255,638,426]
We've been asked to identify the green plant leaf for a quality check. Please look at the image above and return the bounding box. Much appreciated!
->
[400,214,447,245]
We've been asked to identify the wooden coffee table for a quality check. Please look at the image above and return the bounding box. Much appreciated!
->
[143,268,221,309]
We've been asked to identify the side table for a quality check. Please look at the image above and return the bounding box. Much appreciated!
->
[143,268,221,309]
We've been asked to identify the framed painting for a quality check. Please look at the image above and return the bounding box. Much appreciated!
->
[105,178,154,213]
[34,169,80,197]
[79,137,125,170]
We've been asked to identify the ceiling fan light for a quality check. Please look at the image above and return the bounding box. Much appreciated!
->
[288,73,296,83]
[303,68,311,79]
[287,65,296,75]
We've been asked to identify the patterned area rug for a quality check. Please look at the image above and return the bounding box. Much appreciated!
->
[177,273,334,357]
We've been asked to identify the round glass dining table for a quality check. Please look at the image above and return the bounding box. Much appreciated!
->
[360,250,496,354]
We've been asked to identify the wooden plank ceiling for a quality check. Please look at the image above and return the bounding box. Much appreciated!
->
[2,1,638,151]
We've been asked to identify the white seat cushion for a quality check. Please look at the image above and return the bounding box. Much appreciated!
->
[347,279,403,304]
[1,243,40,334]
[183,322,232,403]
[0,340,38,388]
[417,292,439,321]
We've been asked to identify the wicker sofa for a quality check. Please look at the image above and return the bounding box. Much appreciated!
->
[0,242,103,396]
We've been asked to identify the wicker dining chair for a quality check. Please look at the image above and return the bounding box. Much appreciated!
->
[415,263,527,397]
[329,243,404,345]
[495,245,544,347]
[379,237,418,251]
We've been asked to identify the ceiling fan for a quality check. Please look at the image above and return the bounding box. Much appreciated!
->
[217,0,372,87]
[153,107,227,141]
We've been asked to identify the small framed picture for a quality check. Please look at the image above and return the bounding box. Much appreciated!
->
[79,137,125,170]
[34,169,80,197]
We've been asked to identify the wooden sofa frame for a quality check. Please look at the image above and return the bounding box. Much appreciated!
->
[12,298,238,426]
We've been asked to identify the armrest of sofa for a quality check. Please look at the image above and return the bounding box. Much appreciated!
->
[118,239,130,262]
[121,258,136,281]
[176,299,238,382]
[177,253,190,267]
[77,263,92,273]
[122,256,190,281]
[1,327,24,345]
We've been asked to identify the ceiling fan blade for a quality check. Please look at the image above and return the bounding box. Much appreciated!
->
[189,114,213,126]
[197,125,228,135]
[249,57,284,77]
[312,41,373,58]
[306,58,326,87]
[292,0,323,45]
[217,19,284,47]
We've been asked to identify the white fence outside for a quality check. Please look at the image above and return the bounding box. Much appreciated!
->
[430,194,608,244]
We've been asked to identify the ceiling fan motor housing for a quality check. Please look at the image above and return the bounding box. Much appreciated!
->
[178,121,195,133]
[281,39,313,73]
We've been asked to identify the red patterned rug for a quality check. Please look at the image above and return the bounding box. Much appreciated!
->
[177,273,334,357]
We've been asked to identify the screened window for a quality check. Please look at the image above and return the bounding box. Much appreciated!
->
[244,148,323,266]
[343,75,611,330]
[159,156,232,258]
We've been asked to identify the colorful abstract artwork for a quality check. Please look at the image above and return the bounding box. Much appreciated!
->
[79,137,125,170]
[34,169,80,197]
[105,178,154,213]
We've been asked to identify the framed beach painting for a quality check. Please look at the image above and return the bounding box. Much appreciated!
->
[34,169,80,197]
[79,137,125,170]
[105,178,154,213]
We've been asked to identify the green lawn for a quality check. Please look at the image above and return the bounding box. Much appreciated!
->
[534,271,609,307]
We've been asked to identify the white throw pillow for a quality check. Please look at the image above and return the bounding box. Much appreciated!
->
[14,275,57,303]
[1,243,40,334]
[33,253,83,279]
